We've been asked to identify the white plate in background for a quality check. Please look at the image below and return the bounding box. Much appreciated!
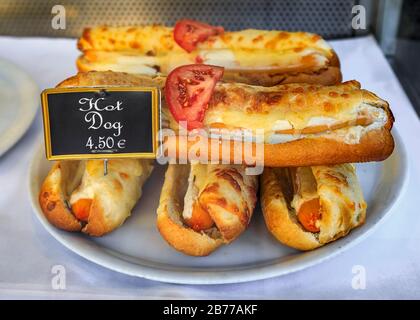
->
[0,59,39,157]
[28,132,407,284]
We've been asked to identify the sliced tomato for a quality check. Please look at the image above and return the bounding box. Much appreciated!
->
[174,19,224,53]
[165,64,224,130]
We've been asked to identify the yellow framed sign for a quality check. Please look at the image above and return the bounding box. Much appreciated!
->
[41,87,160,160]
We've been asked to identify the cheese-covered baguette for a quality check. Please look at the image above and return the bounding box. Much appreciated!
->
[163,80,394,167]
[261,164,366,250]
[77,25,341,86]
[39,71,155,236]
[157,164,258,256]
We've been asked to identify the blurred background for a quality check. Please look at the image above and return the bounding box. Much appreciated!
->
[0,0,418,115]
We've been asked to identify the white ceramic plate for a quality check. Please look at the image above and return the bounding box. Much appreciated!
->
[0,59,39,157]
[29,132,408,284]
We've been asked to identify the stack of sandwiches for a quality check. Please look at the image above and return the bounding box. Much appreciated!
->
[39,20,394,256]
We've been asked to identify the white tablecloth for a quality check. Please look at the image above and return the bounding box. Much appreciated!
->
[0,35,419,299]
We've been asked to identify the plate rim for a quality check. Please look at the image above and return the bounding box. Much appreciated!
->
[0,58,39,157]
[28,130,409,285]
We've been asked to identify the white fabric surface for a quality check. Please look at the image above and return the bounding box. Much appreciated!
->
[0,35,419,299]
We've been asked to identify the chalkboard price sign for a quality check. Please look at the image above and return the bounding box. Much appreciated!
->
[41,87,159,160]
